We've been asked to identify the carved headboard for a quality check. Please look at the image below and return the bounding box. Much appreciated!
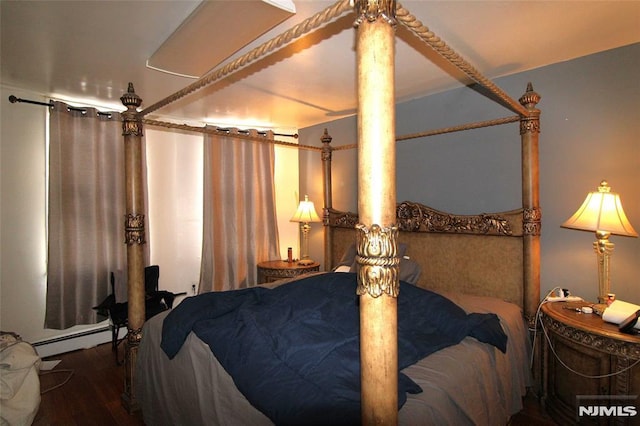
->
[325,201,526,310]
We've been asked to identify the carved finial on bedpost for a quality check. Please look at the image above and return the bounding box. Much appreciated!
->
[519,82,541,137]
[519,82,541,111]
[321,128,332,152]
[120,82,143,137]
[121,82,142,109]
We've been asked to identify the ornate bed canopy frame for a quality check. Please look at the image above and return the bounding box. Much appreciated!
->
[118,0,541,422]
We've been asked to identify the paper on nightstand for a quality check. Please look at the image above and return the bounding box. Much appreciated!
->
[603,300,640,330]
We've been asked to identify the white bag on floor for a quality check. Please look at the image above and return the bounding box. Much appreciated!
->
[1,333,41,426]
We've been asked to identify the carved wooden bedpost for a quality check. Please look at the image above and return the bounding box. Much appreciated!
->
[321,129,334,268]
[120,83,146,412]
[354,1,398,424]
[519,83,542,322]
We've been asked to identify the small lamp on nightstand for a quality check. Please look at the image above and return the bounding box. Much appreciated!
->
[561,180,638,304]
[290,195,321,265]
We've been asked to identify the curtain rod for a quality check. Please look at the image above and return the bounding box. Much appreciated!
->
[215,127,298,139]
[9,95,114,117]
[9,95,298,138]
[143,118,310,150]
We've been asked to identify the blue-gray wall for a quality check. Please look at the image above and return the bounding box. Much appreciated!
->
[300,43,640,305]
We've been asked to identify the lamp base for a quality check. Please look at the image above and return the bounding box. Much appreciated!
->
[297,259,315,266]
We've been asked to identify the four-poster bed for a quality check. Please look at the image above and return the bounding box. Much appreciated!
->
[119,0,541,423]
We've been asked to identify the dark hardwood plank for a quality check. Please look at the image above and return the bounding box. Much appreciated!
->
[509,391,558,426]
[33,343,144,426]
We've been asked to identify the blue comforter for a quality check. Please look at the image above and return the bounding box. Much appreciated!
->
[161,272,507,426]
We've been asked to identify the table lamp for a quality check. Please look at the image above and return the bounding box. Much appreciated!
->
[290,195,321,265]
[561,180,637,303]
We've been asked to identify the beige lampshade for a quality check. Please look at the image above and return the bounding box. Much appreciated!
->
[290,195,321,223]
[562,180,638,237]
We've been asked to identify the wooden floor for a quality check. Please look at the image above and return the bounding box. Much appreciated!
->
[33,342,557,425]
[34,343,144,426]
[509,392,559,426]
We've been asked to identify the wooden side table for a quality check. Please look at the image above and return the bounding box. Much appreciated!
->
[257,260,320,284]
[540,301,640,425]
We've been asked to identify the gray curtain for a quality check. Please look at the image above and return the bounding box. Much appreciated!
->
[45,102,127,329]
[200,129,280,292]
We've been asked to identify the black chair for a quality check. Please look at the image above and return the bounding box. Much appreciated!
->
[94,265,182,364]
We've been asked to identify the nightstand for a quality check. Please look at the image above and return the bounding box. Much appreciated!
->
[540,301,640,425]
[256,260,320,284]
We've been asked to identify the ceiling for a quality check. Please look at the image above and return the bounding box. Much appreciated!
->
[2,1,639,131]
